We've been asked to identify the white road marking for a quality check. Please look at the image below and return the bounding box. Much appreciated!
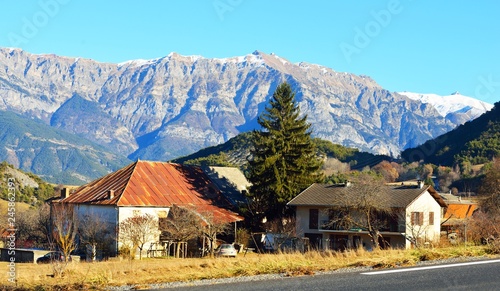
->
[361,259,500,275]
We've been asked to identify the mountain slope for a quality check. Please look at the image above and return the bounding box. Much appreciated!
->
[0,110,130,184]
[50,93,138,154]
[401,102,500,166]
[0,48,492,171]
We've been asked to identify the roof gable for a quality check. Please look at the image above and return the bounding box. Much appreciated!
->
[61,161,136,205]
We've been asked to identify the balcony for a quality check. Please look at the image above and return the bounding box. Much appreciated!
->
[319,220,405,234]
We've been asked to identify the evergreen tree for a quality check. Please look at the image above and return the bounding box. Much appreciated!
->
[247,82,323,223]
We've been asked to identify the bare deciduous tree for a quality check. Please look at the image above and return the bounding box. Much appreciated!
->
[12,204,52,249]
[51,203,78,262]
[37,203,52,244]
[199,211,232,257]
[160,205,201,258]
[119,213,160,260]
[15,208,38,248]
[397,209,429,248]
[79,212,112,261]
[48,202,78,277]
[326,173,392,249]
[468,211,500,252]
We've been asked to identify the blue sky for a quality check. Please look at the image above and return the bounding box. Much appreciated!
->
[1,0,499,103]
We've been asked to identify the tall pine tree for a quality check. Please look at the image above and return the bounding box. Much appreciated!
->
[247,82,323,223]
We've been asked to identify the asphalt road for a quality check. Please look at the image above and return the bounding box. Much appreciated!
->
[166,259,500,291]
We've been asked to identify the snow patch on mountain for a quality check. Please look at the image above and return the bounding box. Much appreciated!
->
[398,91,493,117]
[118,58,161,67]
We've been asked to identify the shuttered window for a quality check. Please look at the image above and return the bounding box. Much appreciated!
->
[411,212,423,226]
[429,212,434,225]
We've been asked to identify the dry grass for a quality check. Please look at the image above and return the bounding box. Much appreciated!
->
[0,245,495,290]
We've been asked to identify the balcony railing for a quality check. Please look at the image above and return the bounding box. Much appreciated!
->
[320,220,404,233]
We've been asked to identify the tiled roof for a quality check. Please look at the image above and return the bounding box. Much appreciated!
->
[60,161,242,223]
[288,183,447,208]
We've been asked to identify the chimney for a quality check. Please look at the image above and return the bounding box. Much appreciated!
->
[417,180,424,189]
[345,180,351,187]
[61,188,70,199]
[108,189,115,200]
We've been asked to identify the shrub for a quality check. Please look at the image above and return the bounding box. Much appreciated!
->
[467,211,500,254]
[119,245,133,260]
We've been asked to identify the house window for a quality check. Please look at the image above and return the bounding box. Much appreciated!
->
[429,212,434,225]
[411,212,423,226]
[353,236,362,249]
[309,209,319,229]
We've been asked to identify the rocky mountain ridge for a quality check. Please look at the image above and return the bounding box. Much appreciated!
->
[0,48,492,181]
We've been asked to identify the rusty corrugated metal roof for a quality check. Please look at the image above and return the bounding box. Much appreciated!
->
[60,160,242,222]
[191,204,243,224]
[444,203,478,220]
[61,161,136,205]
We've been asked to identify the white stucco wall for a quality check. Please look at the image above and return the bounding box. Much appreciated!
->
[71,205,171,257]
[405,191,442,248]
[117,206,170,258]
[72,204,119,256]
[117,206,170,224]
[295,206,329,236]
[74,204,117,224]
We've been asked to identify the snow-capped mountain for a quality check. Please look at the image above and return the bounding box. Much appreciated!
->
[0,48,494,183]
[398,91,493,124]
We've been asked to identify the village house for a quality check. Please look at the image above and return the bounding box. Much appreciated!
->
[440,193,478,241]
[287,181,447,250]
[53,160,243,258]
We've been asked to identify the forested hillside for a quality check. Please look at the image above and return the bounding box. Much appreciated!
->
[0,161,56,204]
[402,102,500,167]
[172,132,391,171]
[0,110,130,184]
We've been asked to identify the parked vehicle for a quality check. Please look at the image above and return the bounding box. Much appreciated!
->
[36,251,68,264]
[214,244,237,257]
[260,233,304,252]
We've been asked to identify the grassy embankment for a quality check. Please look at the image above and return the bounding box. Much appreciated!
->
[0,245,496,290]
